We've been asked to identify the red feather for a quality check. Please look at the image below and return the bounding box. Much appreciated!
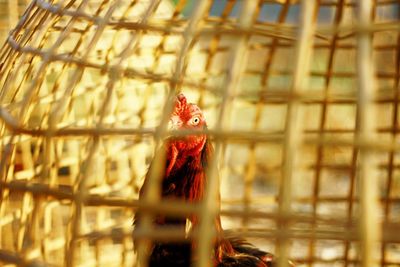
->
[133,94,293,266]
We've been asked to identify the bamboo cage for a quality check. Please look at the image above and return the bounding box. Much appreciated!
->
[0,0,400,266]
[0,0,30,44]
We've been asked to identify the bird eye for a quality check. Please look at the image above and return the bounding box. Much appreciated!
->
[190,116,200,125]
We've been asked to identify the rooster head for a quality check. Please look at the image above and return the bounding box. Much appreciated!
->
[169,94,206,131]
[167,94,207,156]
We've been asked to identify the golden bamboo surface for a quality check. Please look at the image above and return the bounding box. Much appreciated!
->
[0,0,400,266]
[0,0,30,44]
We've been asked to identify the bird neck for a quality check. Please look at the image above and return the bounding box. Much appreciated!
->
[176,135,207,157]
[165,137,207,177]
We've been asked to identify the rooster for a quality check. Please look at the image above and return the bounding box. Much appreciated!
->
[134,94,290,267]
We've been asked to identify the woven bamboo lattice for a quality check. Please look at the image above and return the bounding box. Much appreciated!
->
[0,0,30,44]
[0,0,400,266]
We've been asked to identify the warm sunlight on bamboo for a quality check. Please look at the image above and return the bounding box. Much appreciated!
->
[0,0,399,266]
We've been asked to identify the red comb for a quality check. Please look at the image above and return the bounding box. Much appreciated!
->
[174,94,187,113]
[177,93,187,105]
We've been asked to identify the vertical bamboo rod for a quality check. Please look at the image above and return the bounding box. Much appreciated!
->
[242,0,291,231]
[356,1,381,266]
[135,1,211,266]
[381,18,400,267]
[195,1,259,267]
[277,1,315,267]
[92,0,166,265]
[309,0,337,262]
[65,1,127,265]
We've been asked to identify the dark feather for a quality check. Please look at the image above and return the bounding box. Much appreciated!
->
[148,242,192,267]
[133,139,212,227]
[133,94,294,266]
[146,235,275,267]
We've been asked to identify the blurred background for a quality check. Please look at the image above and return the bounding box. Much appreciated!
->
[0,0,30,43]
[0,0,400,267]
